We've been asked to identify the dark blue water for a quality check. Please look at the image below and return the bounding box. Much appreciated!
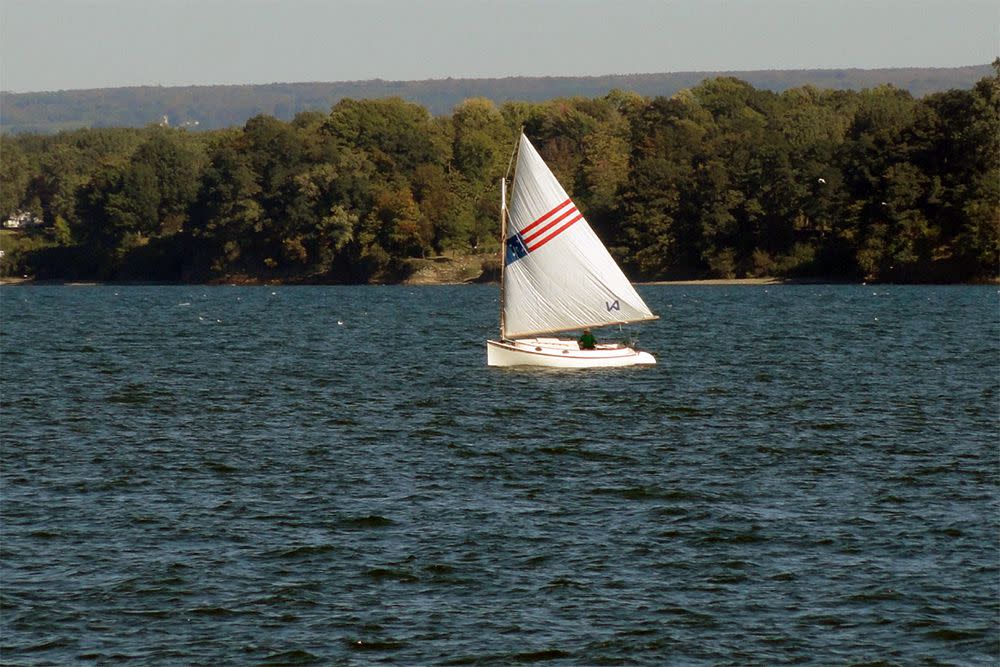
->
[2,284,997,665]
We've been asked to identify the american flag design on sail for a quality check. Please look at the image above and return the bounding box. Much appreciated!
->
[504,198,583,265]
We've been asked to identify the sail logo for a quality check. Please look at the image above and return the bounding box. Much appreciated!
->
[606,300,620,312]
[506,198,583,265]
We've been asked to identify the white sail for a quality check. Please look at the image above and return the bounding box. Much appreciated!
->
[502,134,655,339]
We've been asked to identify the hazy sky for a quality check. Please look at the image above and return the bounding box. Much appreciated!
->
[1,0,996,93]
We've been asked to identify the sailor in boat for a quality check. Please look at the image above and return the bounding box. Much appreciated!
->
[578,328,596,350]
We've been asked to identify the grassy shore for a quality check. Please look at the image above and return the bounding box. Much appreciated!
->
[644,277,787,286]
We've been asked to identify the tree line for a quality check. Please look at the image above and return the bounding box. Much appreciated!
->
[2,65,991,135]
[1,67,997,283]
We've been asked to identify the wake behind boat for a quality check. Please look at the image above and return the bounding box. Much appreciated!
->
[486,134,657,368]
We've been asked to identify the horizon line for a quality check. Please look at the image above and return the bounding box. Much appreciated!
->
[2,62,993,96]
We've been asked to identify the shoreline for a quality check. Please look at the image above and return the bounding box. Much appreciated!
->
[644,277,788,286]
[3,276,996,287]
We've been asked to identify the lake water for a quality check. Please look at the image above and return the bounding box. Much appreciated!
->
[1,284,997,665]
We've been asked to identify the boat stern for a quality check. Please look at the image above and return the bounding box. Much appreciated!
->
[633,350,656,365]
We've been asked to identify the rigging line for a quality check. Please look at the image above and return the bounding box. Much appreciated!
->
[504,126,522,181]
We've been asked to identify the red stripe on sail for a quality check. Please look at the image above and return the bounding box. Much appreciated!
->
[522,205,578,245]
[525,212,583,251]
[519,198,573,236]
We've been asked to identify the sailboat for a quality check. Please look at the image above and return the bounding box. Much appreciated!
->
[486,134,657,368]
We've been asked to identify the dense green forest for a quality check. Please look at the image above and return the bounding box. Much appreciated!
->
[1,68,997,284]
[2,65,991,135]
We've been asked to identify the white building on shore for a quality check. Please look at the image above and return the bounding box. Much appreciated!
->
[3,211,41,229]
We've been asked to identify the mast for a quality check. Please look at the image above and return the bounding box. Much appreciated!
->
[498,176,507,339]
[498,132,522,341]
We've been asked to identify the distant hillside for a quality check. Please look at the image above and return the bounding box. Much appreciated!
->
[1,65,992,134]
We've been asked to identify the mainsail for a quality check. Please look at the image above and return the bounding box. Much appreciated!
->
[501,134,656,339]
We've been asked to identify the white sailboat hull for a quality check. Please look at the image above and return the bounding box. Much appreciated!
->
[486,338,656,368]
